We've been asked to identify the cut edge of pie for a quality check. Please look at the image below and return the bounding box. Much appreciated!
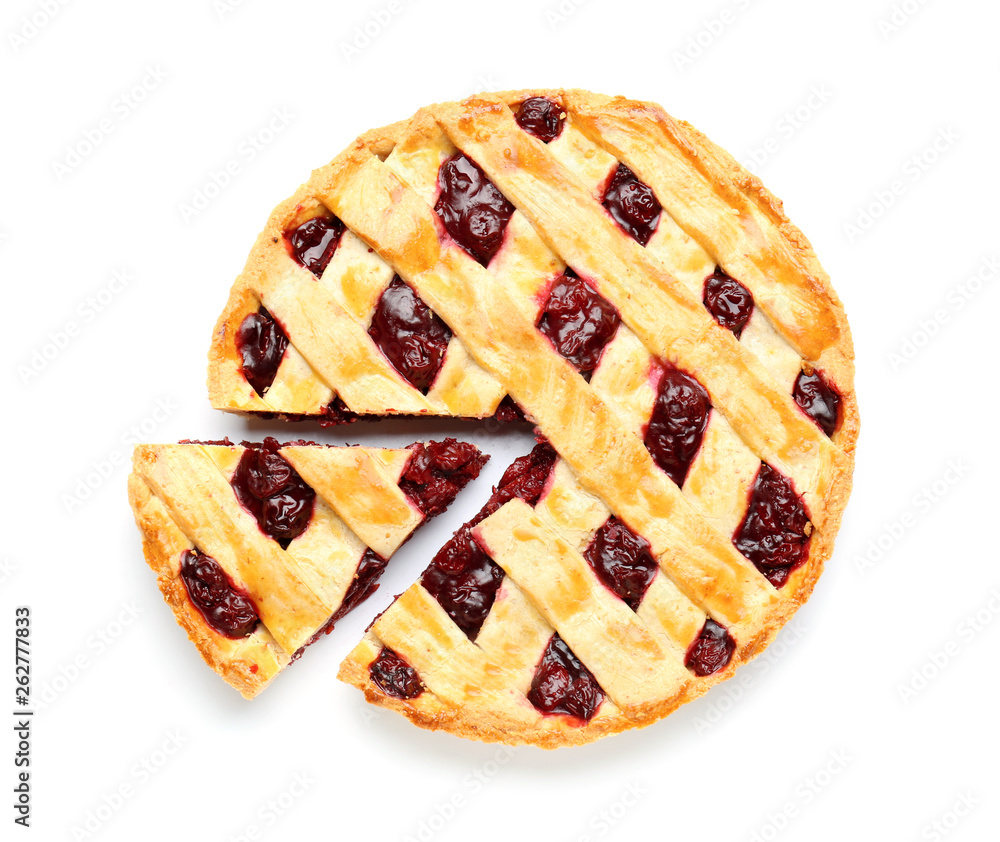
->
[128,438,487,699]
[206,88,858,458]
[200,88,857,746]
[334,442,845,749]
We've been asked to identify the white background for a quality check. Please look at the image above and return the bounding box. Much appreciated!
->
[3,0,998,839]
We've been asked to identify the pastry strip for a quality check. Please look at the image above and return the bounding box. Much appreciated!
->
[431,98,844,519]
[133,445,332,653]
[254,260,438,415]
[564,92,839,360]
[128,472,290,697]
[280,446,421,559]
[474,500,691,715]
[319,152,776,628]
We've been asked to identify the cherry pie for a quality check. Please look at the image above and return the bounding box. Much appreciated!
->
[128,437,486,697]
[195,88,857,745]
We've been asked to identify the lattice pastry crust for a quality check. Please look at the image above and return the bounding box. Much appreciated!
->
[205,89,857,746]
[128,440,484,698]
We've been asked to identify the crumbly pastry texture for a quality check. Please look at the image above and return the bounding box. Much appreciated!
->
[128,440,484,698]
[202,89,857,746]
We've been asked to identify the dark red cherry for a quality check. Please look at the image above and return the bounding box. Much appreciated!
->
[180,549,258,638]
[644,366,712,488]
[286,215,345,276]
[685,618,736,676]
[515,97,565,143]
[583,518,658,611]
[704,267,754,339]
[246,451,292,498]
[400,438,488,518]
[236,308,288,397]
[435,154,515,266]
[734,463,810,587]
[231,438,315,549]
[602,163,661,246]
[421,528,504,640]
[491,441,558,510]
[422,442,556,640]
[261,492,313,544]
[369,647,425,699]
[368,276,452,394]
[538,269,621,376]
[528,634,605,721]
[793,369,840,437]
[421,439,483,474]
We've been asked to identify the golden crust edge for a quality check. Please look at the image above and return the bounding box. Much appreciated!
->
[207,88,857,456]
[206,117,414,414]
[326,90,857,746]
[336,593,813,749]
[127,457,286,700]
[203,88,858,741]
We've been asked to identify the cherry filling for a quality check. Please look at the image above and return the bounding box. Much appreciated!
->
[493,395,526,423]
[400,438,489,518]
[583,517,658,611]
[286,214,345,276]
[369,646,425,699]
[422,442,557,640]
[602,163,661,246]
[644,366,712,488]
[435,153,515,266]
[318,397,359,427]
[421,530,503,640]
[703,267,754,339]
[179,549,259,638]
[487,440,558,512]
[231,438,315,549]
[734,463,810,588]
[236,307,289,397]
[368,276,453,393]
[333,549,388,625]
[528,634,605,721]
[282,439,486,654]
[685,618,736,677]
[793,369,840,437]
[537,269,621,376]
[288,549,392,664]
[260,396,527,427]
[515,97,566,143]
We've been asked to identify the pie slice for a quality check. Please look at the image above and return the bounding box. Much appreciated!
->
[128,437,487,698]
[202,89,857,745]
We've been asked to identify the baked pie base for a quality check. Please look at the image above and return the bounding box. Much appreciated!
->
[195,89,857,746]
